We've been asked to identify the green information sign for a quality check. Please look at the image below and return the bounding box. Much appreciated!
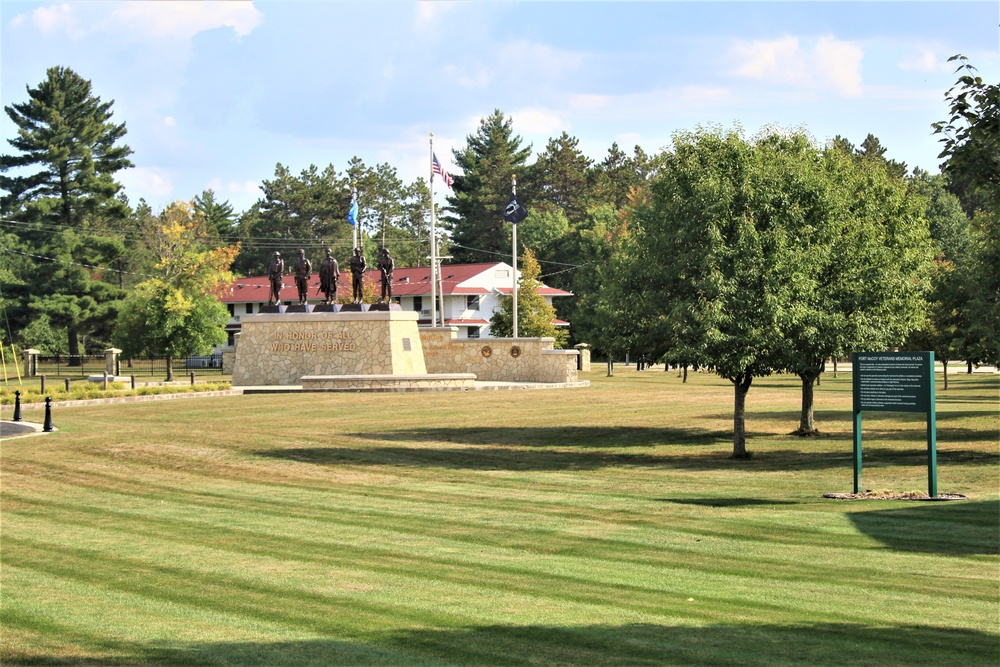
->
[851,351,937,496]
[853,352,932,412]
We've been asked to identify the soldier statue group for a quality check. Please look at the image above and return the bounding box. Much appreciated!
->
[267,247,394,306]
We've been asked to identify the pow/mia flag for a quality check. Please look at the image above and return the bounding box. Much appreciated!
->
[503,195,528,224]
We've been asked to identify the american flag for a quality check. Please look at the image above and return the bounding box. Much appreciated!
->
[432,153,454,188]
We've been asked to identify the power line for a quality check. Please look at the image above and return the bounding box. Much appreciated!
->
[447,242,585,269]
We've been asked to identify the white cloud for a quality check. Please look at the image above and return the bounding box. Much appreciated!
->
[164,116,176,127]
[12,3,84,39]
[415,0,458,27]
[814,37,863,96]
[511,108,565,135]
[444,39,583,92]
[569,94,611,111]
[208,178,260,196]
[563,86,731,123]
[730,35,864,97]
[110,1,263,40]
[898,49,950,73]
[443,64,494,91]
[120,167,174,198]
[10,1,262,42]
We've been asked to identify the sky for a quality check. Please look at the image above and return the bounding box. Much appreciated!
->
[2,1,998,215]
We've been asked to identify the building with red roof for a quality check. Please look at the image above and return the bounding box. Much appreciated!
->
[219,262,571,346]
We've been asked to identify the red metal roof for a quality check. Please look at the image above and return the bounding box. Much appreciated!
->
[495,286,573,297]
[220,262,568,303]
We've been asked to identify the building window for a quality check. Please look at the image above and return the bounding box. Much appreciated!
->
[467,326,480,339]
[413,296,423,312]
[227,332,234,346]
[246,303,253,314]
[466,295,480,310]
[495,269,510,279]
[227,304,235,316]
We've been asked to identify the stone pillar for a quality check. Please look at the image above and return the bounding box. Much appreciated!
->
[104,348,121,376]
[223,334,239,376]
[222,343,236,376]
[22,349,40,377]
[574,343,591,372]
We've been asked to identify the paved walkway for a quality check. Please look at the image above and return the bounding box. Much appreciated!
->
[0,420,49,439]
[241,380,590,394]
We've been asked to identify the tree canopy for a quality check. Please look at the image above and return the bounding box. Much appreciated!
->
[445,110,532,263]
[0,66,133,358]
[114,202,237,380]
[932,56,999,365]
[598,128,932,455]
[488,249,568,347]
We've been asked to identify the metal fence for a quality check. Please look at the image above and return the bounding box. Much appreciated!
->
[34,355,105,377]
[34,354,224,378]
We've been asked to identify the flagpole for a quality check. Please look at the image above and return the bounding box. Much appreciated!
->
[351,183,358,250]
[429,134,438,328]
[511,174,518,339]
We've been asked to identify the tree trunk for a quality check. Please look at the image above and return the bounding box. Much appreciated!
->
[833,358,838,378]
[68,326,81,366]
[942,359,948,390]
[606,358,613,377]
[682,365,688,383]
[967,360,973,374]
[166,354,174,382]
[732,374,753,459]
[794,370,820,436]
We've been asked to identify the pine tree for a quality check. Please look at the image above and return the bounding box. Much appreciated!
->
[0,67,133,359]
[527,132,592,226]
[445,110,532,263]
[1,66,133,226]
[193,189,237,241]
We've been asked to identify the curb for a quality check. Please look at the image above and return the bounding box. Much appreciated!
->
[10,389,245,410]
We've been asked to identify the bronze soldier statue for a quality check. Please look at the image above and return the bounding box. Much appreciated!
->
[318,247,340,303]
[292,248,312,305]
[377,247,394,302]
[267,251,284,305]
[349,247,367,303]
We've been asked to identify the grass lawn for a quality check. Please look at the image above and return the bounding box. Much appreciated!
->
[2,369,997,666]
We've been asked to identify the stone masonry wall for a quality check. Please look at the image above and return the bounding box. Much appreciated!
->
[232,311,427,386]
[420,328,579,383]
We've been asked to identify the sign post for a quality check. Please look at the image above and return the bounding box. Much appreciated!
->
[852,351,937,496]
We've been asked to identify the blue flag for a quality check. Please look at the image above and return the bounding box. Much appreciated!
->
[348,197,358,227]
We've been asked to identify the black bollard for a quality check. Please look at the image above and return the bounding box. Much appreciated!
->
[13,390,22,421]
[190,372,195,386]
[40,375,46,393]
[64,378,70,392]
[43,396,53,432]
[131,375,136,389]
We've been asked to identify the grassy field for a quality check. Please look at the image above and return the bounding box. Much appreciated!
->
[2,369,997,666]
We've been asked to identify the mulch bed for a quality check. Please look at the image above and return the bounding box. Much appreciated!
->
[823,491,967,501]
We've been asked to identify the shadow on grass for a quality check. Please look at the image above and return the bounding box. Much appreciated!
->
[5,621,997,666]
[354,426,729,448]
[657,498,800,507]
[847,500,1000,556]
[258,425,997,471]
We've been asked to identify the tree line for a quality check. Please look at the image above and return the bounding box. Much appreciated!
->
[1,62,997,419]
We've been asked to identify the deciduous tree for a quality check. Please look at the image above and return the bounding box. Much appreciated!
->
[489,249,567,347]
[114,202,238,380]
